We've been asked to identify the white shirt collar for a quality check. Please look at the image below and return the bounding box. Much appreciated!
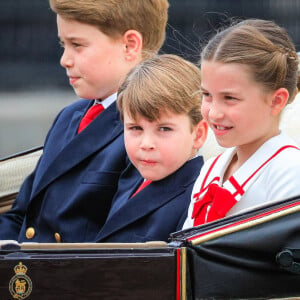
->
[95,92,117,109]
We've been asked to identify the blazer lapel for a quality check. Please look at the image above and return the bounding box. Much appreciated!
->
[96,156,203,241]
[33,102,123,197]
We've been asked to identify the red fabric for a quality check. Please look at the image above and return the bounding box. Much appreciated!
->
[78,104,104,133]
[131,179,152,197]
[192,183,237,226]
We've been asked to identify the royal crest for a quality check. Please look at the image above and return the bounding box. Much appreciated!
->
[9,262,32,300]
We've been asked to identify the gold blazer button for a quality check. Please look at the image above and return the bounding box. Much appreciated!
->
[25,227,35,239]
[54,233,62,243]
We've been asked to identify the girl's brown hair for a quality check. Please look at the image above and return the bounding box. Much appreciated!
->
[201,19,299,103]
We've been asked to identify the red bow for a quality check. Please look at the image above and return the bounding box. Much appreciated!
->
[192,183,237,226]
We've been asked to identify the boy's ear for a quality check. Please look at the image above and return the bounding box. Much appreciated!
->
[193,120,208,149]
[122,30,143,62]
[270,87,289,116]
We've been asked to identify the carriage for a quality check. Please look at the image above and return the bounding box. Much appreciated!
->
[1,146,300,299]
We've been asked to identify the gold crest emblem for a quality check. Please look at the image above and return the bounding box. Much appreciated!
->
[9,262,32,299]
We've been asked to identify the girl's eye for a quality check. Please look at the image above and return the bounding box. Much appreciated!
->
[202,91,211,97]
[202,92,212,101]
[224,95,238,101]
[202,92,212,104]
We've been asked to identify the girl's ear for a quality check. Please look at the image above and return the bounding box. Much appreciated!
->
[270,88,289,116]
[122,30,143,62]
[193,120,208,150]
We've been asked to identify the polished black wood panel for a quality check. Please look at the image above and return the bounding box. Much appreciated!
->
[0,248,177,300]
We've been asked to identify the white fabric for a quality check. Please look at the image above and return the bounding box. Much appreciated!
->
[280,93,300,146]
[95,92,117,109]
[183,131,300,229]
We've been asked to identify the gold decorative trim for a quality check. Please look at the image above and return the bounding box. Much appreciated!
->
[181,247,187,300]
[9,262,32,300]
[191,204,300,245]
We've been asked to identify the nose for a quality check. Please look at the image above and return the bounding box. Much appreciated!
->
[60,49,73,68]
[140,133,155,150]
[207,101,224,121]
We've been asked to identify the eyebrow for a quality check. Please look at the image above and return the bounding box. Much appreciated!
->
[155,121,178,128]
[201,86,240,95]
[58,36,87,43]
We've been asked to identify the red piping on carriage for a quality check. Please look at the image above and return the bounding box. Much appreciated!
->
[187,199,300,242]
[176,248,181,300]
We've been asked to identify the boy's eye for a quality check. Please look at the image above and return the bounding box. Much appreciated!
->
[128,126,142,131]
[159,126,172,132]
[72,42,82,48]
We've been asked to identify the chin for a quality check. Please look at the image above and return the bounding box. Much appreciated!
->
[140,173,162,182]
[74,87,98,100]
[214,138,231,148]
[73,89,85,99]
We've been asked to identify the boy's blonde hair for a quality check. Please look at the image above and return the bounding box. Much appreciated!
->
[49,0,169,58]
[117,54,202,128]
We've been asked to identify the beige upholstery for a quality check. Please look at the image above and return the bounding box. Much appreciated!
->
[0,147,42,213]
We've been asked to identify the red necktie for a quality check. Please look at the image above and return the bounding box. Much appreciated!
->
[192,183,237,226]
[78,104,104,133]
[131,179,152,197]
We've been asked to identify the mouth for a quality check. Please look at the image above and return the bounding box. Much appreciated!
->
[215,125,232,130]
[140,159,157,166]
[68,76,80,85]
[212,124,233,135]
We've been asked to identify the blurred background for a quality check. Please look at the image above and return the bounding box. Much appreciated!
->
[1,0,300,158]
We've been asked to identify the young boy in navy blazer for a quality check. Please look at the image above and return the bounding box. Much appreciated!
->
[96,54,208,243]
[0,0,169,242]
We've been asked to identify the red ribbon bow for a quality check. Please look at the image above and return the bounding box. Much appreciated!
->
[192,183,237,226]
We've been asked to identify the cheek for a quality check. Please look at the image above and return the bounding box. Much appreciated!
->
[201,103,209,120]
[124,134,137,157]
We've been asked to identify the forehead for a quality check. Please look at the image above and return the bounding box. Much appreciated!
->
[57,15,101,39]
[123,108,191,124]
[201,61,257,90]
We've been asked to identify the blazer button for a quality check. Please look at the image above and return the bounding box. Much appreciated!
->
[54,233,62,243]
[26,227,35,239]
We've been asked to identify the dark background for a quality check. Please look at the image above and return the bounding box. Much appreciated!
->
[1,0,300,157]
[1,0,300,91]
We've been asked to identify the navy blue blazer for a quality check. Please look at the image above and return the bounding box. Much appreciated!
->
[0,100,129,242]
[95,156,204,243]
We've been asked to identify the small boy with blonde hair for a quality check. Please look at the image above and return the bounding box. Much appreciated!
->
[0,0,169,242]
[95,54,207,243]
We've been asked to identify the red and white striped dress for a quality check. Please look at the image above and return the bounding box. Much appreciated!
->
[183,131,300,229]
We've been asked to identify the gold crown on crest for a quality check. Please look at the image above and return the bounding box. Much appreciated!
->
[14,262,28,275]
